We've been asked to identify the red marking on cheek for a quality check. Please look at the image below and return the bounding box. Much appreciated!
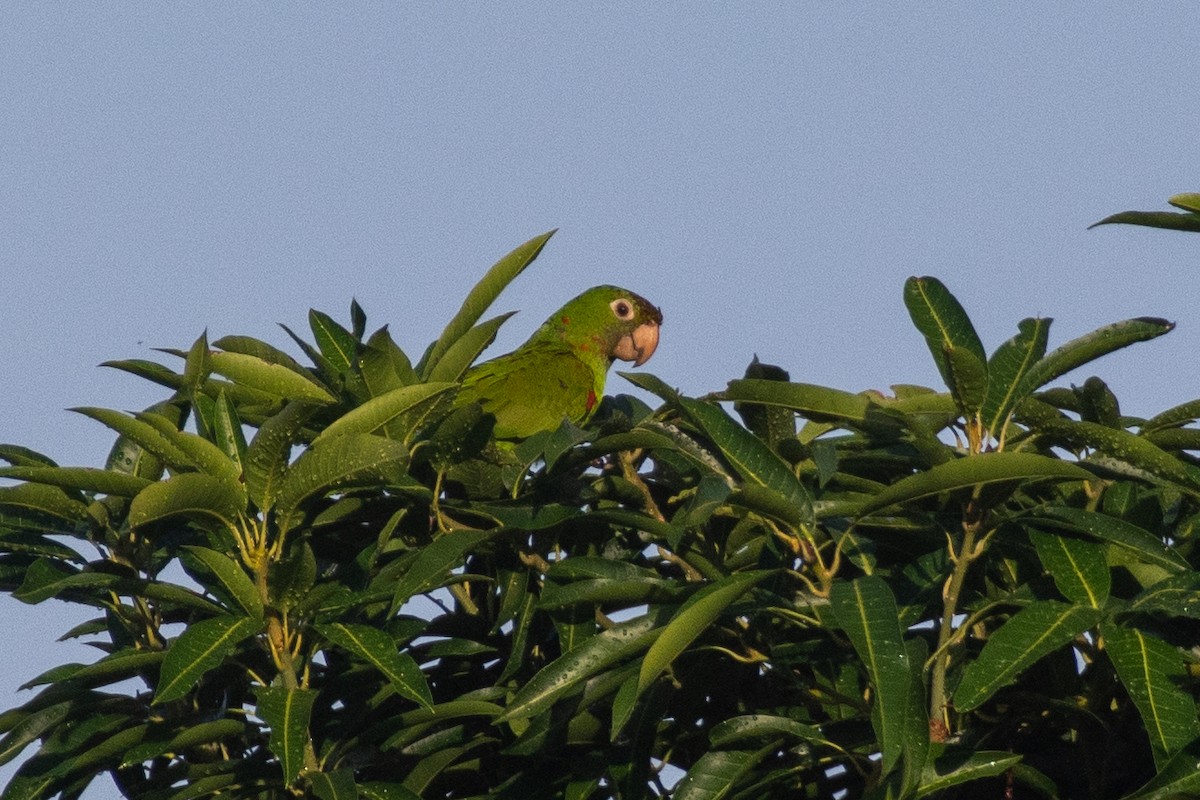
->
[561,315,571,325]
[586,389,597,412]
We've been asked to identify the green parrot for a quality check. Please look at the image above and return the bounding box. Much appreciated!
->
[457,285,663,440]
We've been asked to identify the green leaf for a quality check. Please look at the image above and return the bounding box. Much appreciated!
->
[132,411,243,485]
[500,608,671,723]
[675,398,813,527]
[72,406,197,470]
[309,309,358,375]
[1017,317,1174,396]
[0,445,58,468]
[0,702,71,767]
[316,623,433,709]
[128,473,246,533]
[257,685,317,785]
[208,390,248,477]
[359,783,422,800]
[11,560,114,605]
[212,334,311,376]
[390,528,497,613]
[425,311,517,383]
[1090,209,1200,232]
[955,601,1101,711]
[826,452,1093,518]
[119,719,246,768]
[903,276,986,396]
[310,769,358,800]
[723,378,876,429]
[419,229,556,377]
[1104,624,1200,768]
[1130,573,1200,618]
[312,383,456,445]
[274,434,410,533]
[209,350,336,404]
[180,546,263,618]
[244,401,317,512]
[830,576,911,775]
[637,571,772,695]
[916,750,1023,797]
[1168,193,1200,213]
[154,615,262,704]
[982,316,1050,438]
[708,714,826,748]
[0,483,90,524]
[1026,506,1188,574]
[0,466,151,499]
[943,344,988,418]
[359,326,418,393]
[13,560,219,613]
[1028,530,1110,608]
[1143,397,1200,432]
[673,743,778,800]
[1029,415,1200,492]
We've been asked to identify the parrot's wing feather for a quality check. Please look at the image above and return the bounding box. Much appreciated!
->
[461,343,599,440]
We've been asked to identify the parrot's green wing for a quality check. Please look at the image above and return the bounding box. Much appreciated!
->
[459,342,601,440]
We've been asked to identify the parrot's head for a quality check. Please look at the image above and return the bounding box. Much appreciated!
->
[550,285,663,367]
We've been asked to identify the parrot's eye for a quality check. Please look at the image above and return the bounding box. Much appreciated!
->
[610,299,634,320]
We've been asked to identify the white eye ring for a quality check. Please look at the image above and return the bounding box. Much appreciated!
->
[610,298,634,320]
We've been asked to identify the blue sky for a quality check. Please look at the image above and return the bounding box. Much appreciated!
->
[3,5,1199,794]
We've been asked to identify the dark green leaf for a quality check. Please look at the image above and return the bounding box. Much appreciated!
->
[180,546,263,618]
[1104,624,1200,768]
[275,434,410,532]
[257,685,317,785]
[1017,317,1174,396]
[982,316,1050,438]
[830,576,911,774]
[316,623,433,709]
[955,601,1101,712]
[1028,529,1110,608]
[154,615,262,704]
[903,276,986,396]
[637,571,772,695]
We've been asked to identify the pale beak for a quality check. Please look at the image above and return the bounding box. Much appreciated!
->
[613,320,661,366]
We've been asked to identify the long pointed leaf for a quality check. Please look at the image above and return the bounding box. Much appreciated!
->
[955,601,1101,711]
[826,452,1092,518]
[316,623,433,709]
[312,383,456,445]
[154,615,262,704]
[676,398,813,526]
[257,685,317,785]
[500,607,672,723]
[0,466,150,499]
[830,576,911,775]
[1026,506,1187,574]
[274,434,410,533]
[1104,624,1200,769]
[209,351,336,405]
[637,571,772,695]
[1017,317,1174,396]
[982,317,1051,438]
[426,312,517,383]
[419,230,556,377]
[903,276,986,400]
[129,473,246,533]
[1028,530,1110,608]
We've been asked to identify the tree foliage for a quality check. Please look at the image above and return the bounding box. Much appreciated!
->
[2,224,1200,799]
